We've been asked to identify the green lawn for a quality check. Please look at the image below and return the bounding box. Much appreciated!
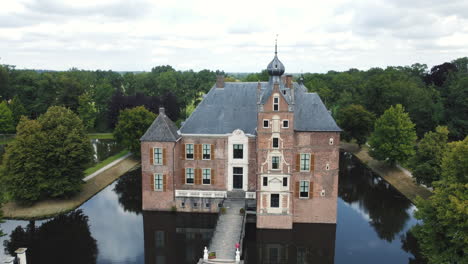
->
[87,133,114,139]
[84,150,129,176]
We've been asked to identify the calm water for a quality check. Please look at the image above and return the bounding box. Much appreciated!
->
[0,153,425,264]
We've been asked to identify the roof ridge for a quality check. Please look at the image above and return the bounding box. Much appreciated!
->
[161,114,178,141]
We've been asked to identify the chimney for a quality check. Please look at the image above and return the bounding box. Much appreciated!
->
[281,75,286,85]
[286,75,292,88]
[216,75,225,88]
[273,82,280,92]
[159,107,165,115]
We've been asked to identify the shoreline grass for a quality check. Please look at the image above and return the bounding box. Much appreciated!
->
[84,150,129,176]
[2,156,139,220]
[87,133,114,139]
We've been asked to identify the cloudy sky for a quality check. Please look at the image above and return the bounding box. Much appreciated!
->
[1,0,467,73]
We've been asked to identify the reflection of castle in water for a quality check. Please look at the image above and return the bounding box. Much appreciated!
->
[143,211,218,264]
[143,211,336,264]
[243,223,336,264]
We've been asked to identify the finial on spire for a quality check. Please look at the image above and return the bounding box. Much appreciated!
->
[275,34,278,55]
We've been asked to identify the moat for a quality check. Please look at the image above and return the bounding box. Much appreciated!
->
[0,152,424,263]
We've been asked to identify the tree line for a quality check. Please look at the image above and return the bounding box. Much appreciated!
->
[0,65,220,132]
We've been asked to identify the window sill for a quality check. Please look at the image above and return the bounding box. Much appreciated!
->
[202,158,211,161]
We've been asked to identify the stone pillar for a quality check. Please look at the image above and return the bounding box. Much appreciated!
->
[15,248,27,264]
[203,247,208,260]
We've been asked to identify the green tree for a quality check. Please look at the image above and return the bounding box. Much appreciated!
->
[8,95,28,126]
[113,106,156,158]
[1,106,92,202]
[0,101,15,133]
[413,137,468,264]
[409,126,449,187]
[77,92,98,131]
[369,104,417,165]
[336,104,375,146]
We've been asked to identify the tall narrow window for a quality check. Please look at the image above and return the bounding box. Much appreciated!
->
[233,144,243,159]
[263,177,268,186]
[300,181,309,198]
[186,144,194,159]
[154,148,163,165]
[300,153,310,171]
[283,177,288,187]
[270,194,279,208]
[185,168,194,184]
[263,119,269,128]
[272,137,279,149]
[202,168,211,185]
[154,174,163,191]
[202,144,211,160]
[272,156,280,170]
[273,97,279,111]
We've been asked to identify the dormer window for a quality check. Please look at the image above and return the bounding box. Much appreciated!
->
[282,90,286,95]
[273,96,279,111]
[272,156,280,170]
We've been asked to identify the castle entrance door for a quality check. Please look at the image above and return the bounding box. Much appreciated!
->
[233,167,243,189]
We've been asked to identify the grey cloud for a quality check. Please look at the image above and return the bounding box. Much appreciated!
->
[23,0,151,19]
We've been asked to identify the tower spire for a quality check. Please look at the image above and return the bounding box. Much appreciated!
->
[275,34,278,55]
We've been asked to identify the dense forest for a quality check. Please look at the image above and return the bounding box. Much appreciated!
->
[0,57,466,140]
[0,65,221,132]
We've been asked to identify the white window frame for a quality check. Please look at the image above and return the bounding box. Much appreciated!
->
[300,180,309,198]
[154,173,163,191]
[282,119,289,128]
[154,148,163,165]
[273,96,279,111]
[263,119,269,128]
[233,144,243,159]
[186,144,194,160]
[202,168,211,185]
[263,176,268,186]
[326,163,330,170]
[202,144,211,160]
[270,193,280,208]
[283,177,288,187]
[300,153,310,172]
[272,137,279,149]
[185,168,194,184]
[329,137,334,145]
[271,156,280,170]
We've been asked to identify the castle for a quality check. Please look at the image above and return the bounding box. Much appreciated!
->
[140,46,341,229]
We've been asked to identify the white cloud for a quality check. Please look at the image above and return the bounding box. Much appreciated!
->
[0,0,467,72]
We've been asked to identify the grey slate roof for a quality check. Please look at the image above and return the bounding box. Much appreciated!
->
[175,80,341,136]
[294,84,341,132]
[140,112,180,142]
[180,82,258,134]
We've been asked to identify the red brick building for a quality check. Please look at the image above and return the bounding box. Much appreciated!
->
[141,47,341,229]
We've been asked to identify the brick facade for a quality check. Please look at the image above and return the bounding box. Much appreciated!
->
[141,76,341,229]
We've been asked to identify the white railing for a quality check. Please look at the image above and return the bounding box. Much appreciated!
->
[245,192,256,199]
[175,189,227,198]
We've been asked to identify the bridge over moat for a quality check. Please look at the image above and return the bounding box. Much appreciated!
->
[198,194,248,264]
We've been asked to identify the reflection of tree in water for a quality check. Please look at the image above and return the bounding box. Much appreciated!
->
[401,230,428,264]
[3,210,97,264]
[338,153,412,242]
[113,167,142,214]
